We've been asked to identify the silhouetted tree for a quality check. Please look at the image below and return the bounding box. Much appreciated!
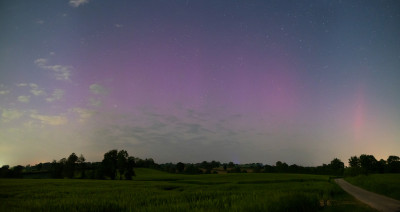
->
[348,156,360,168]
[376,159,386,173]
[263,164,274,173]
[230,165,242,173]
[92,162,105,179]
[125,156,136,180]
[329,158,344,176]
[66,153,78,178]
[11,165,23,178]
[102,149,118,180]
[0,165,23,178]
[0,165,10,178]
[35,163,43,171]
[210,160,220,169]
[252,163,263,173]
[50,160,63,178]
[59,158,67,178]
[145,158,155,168]
[176,162,185,173]
[77,154,86,178]
[288,164,300,173]
[387,155,400,173]
[184,164,202,174]
[359,154,377,174]
[135,158,155,168]
[387,155,399,164]
[275,161,288,173]
[117,150,128,180]
[201,161,212,174]
[345,156,363,176]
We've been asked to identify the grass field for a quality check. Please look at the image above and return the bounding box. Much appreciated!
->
[0,169,376,212]
[345,174,400,201]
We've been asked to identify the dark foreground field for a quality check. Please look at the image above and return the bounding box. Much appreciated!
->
[0,169,375,212]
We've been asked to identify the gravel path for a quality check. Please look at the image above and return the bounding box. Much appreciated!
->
[335,178,400,212]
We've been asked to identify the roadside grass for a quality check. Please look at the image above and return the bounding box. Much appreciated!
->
[345,174,400,200]
[0,169,376,211]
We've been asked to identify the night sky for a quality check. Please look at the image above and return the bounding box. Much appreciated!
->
[1,0,400,166]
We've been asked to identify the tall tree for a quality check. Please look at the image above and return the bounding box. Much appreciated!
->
[376,159,386,173]
[184,164,202,174]
[210,160,220,169]
[348,156,360,168]
[77,154,86,178]
[223,164,227,171]
[125,156,136,180]
[0,165,10,178]
[252,163,263,173]
[176,162,185,173]
[387,155,399,164]
[275,161,288,173]
[102,150,118,180]
[11,165,24,178]
[117,150,128,180]
[66,153,78,178]
[359,154,377,174]
[329,158,344,176]
[59,158,67,178]
[201,161,212,174]
[387,155,400,173]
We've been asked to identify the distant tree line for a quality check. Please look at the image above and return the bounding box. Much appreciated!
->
[49,150,137,180]
[156,158,346,176]
[1,149,139,180]
[158,160,221,174]
[346,154,400,176]
[0,165,24,178]
[1,153,399,179]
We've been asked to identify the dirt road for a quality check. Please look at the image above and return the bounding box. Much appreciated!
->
[335,178,400,212]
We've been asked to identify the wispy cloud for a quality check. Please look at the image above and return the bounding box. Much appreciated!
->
[34,58,47,66]
[34,58,72,81]
[114,24,123,28]
[0,90,9,95]
[29,83,46,96]
[16,83,28,87]
[29,83,38,88]
[89,97,102,107]
[69,0,89,7]
[1,109,23,122]
[71,107,95,123]
[46,89,64,102]
[0,84,9,95]
[18,96,30,103]
[89,83,107,95]
[30,113,68,126]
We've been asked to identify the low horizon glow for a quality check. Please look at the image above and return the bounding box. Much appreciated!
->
[1,0,399,167]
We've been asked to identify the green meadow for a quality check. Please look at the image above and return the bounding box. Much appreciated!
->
[0,168,375,212]
[345,174,400,200]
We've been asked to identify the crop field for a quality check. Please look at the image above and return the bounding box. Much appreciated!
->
[0,169,375,212]
[345,174,400,200]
